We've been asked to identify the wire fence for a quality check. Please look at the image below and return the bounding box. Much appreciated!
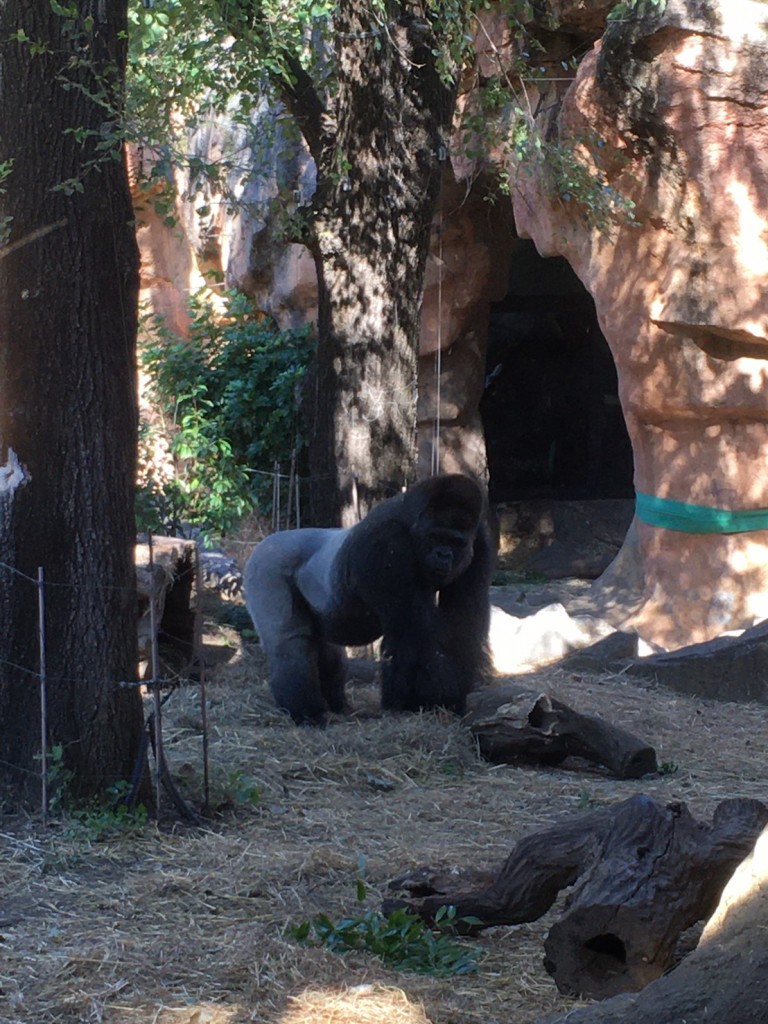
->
[269,456,302,531]
[0,462,382,819]
[0,532,208,825]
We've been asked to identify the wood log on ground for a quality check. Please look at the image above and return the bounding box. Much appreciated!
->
[543,795,768,998]
[538,824,768,1024]
[385,804,616,929]
[385,795,768,999]
[465,685,658,778]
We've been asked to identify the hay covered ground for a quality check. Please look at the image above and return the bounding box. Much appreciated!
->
[2,594,768,1024]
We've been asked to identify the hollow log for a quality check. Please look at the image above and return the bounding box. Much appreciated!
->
[538,824,768,1024]
[465,685,658,778]
[385,795,768,998]
[543,795,768,998]
[385,804,616,930]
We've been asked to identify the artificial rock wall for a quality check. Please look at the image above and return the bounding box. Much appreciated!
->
[510,0,768,647]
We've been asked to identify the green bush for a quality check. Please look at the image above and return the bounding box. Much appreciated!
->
[137,290,314,538]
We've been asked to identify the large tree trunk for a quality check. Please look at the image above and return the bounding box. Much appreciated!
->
[303,0,456,525]
[0,2,146,805]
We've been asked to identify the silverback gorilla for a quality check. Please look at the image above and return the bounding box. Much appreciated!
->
[243,474,495,724]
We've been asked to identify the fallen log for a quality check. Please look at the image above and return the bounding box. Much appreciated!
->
[385,804,616,930]
[465,685,658,778]
[385,795,768,998]
[543,795,768,998]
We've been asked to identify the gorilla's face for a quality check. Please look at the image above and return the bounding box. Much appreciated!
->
[422,528,475,586]
[414,516,477,588]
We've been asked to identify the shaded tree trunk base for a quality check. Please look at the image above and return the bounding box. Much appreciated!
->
[385,794,768,999]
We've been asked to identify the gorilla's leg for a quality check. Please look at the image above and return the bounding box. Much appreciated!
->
[264,634,328,725]
[378,599,468,714]
[318,641,348,713]
[244,538,335,724]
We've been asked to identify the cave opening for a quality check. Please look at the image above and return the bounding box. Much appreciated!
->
[480,239,634,505]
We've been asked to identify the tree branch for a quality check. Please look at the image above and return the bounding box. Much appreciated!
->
[277,51,333,165]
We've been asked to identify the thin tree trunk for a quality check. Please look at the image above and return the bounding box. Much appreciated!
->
[303,0,456,525]
[0,2,146,805]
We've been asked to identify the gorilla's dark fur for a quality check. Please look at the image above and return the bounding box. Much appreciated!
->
[243,474,495,724]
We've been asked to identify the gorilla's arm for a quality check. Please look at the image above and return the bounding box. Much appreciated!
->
[379,600,459,712]
[377,522,494,714]
[335,510,446,709]
[433,520,495,693]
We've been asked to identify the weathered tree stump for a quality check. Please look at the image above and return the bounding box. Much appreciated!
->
[543,795,768,998]
[539,824,768,1024]
[135,537,199,676]
[465,685,658,778]
[385,795,768,999]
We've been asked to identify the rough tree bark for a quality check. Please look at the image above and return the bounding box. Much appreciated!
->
[0,2,146,804]
[282,0,457,525]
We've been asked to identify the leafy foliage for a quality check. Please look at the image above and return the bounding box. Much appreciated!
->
[125,0,644,257]
[537,133,638,233]
[42,743,76,816]
[608,0,667,21]
[137,290,314,537]
[291,896,480,977]
[64,783,149,842]
[42,745,148,839]
[216,769,262,807]
[126,0,324,144]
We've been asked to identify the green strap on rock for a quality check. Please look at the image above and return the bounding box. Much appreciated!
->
[635,492,768,534]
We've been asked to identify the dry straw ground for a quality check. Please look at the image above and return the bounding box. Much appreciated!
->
[2,594,768,1024]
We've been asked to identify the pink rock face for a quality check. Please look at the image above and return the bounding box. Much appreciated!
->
[513,1,768,647]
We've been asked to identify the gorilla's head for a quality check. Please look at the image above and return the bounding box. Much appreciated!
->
[405,475,484,589]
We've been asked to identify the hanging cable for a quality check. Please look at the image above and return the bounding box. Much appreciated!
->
[431,207,444,476]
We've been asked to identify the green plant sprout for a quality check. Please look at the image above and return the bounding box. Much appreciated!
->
[38,746,148,840]
[291,882,481,977]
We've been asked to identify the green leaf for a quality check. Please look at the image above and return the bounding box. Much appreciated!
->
[49,0,78,16]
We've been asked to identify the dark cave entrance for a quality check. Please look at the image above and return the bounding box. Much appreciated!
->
[481,239,634,505]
